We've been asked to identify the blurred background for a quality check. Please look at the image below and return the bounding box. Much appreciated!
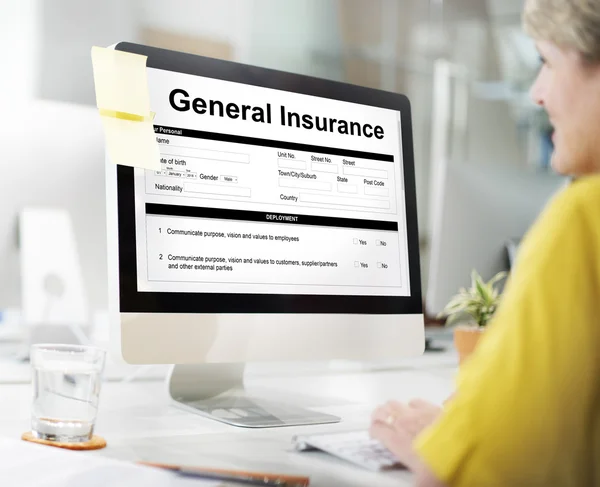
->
[0,0,559,342]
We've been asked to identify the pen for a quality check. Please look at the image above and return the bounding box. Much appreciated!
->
[139,461,310,487]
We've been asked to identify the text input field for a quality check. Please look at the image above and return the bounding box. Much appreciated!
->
[161,146,249,164]
[311,162,338,174]
[279,178,331,191]
[338,183,358,194]
[343,166,388,179]
[184,182,251,197]
[364,186,389,197]
[299,193,390,209]
[278,158,306,170]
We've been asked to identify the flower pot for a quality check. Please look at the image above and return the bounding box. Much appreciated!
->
[453,325,484,365]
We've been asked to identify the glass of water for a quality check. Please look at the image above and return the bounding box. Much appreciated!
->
[30,344,106,443]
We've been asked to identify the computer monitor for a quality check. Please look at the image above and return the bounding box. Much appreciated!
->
[106,43,423,427]
[0,100,107,324]
[426,159,567,317]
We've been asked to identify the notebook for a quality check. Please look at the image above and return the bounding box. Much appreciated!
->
[0,437,219,486]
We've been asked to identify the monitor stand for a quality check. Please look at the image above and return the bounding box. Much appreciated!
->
[167,363,341,428]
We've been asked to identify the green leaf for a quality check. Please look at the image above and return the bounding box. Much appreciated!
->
[488,271,508,288]
[444,311,470,327]
[445,313,461,325]
[476,282,490,301]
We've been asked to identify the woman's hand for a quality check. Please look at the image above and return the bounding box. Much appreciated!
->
[369,399,442,471]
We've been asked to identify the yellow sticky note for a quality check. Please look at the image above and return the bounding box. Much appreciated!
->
[91,46,160,170]
[101,116,161,171]
[91,46,150,116]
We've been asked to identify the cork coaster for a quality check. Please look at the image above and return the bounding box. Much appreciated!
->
[21,432,107,450]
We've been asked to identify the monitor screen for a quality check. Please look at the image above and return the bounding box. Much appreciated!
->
[114,44,420,315]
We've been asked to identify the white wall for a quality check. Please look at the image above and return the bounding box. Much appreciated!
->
[0,0,38,102]
[142,0,342,78]
[456,24,525,167]
[4,0,345,105]
[247,0,342,79]
[37,0,140,106]
[141,0,252,62]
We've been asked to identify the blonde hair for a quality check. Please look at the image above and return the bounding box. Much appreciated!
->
[523,0,600,62]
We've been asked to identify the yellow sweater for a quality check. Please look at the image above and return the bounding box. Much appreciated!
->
[415,174,600,486]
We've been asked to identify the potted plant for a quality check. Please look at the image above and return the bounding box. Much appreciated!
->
[438,270,507,365]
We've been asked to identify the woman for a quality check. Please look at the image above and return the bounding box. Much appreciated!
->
[369,1,600,485]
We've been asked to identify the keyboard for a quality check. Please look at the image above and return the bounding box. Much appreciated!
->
[292,430,404,471]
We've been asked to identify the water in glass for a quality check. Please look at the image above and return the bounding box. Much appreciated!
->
[30,345,105,443]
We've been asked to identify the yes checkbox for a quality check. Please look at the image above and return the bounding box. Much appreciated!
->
[354,261,359,268]
[353,238,358,245]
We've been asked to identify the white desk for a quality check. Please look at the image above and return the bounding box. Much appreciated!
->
[0,346,457,486]
[0,333,457,385]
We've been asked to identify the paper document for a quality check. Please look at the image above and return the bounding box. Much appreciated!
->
[0,438,219,486]
[91,46,150,116]
[91,46,160,170]
[100,115,161,172]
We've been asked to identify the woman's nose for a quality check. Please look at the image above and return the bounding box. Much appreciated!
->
[529,72,545,107]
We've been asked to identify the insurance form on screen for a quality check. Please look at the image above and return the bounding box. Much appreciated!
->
[133,68,410,297]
